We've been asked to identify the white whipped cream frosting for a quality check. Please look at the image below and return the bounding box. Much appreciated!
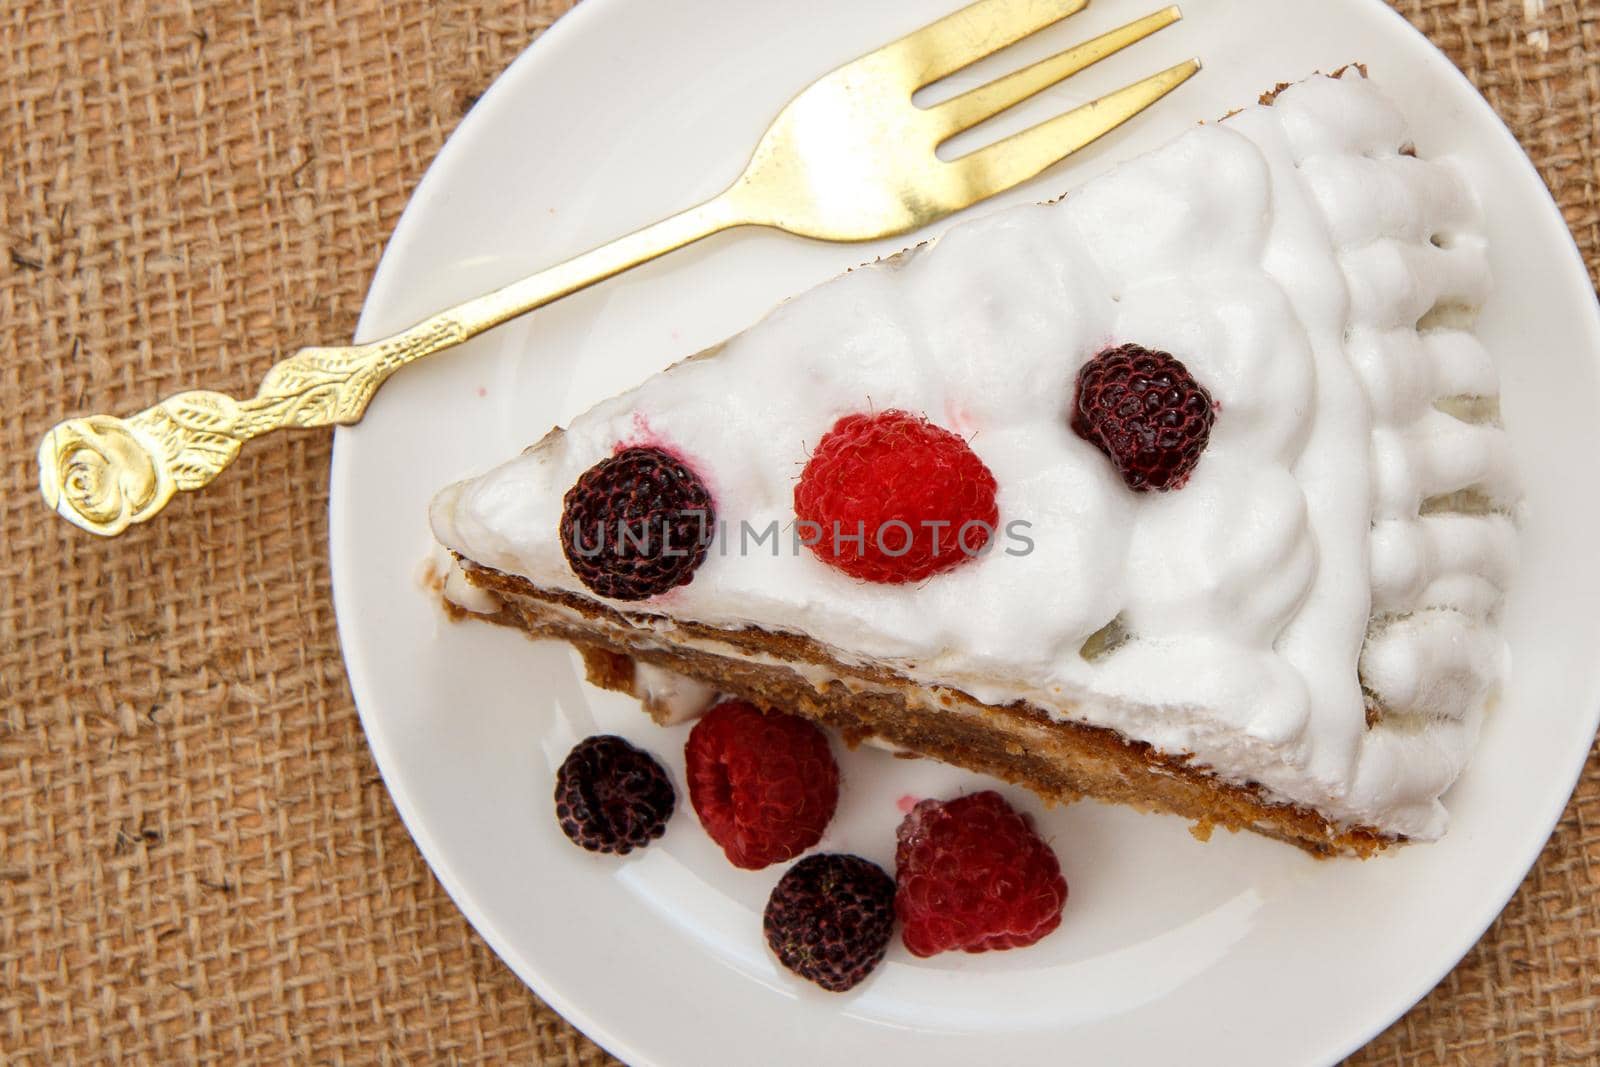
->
[432,73,1517,839]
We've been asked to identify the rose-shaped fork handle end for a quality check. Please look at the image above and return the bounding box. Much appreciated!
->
[38,389,251,536]
[38,414,181,537]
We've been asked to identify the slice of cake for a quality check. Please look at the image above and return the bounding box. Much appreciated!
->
[429,70,1517,856]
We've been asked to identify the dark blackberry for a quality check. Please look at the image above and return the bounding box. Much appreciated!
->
[554,735,675,855]
[1070,343,1215,492]
[763,853,896,992]
[559,446,714,601]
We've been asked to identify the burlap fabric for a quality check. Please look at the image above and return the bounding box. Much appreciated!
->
[2,1,1596,1062]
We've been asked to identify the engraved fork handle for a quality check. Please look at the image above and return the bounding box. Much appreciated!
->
[37,192,750,536]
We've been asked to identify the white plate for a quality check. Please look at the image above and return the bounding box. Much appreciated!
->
[328,1,1600,1063]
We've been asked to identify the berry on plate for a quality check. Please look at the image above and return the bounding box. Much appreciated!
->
[685,700,839,869]
[764,853,896,993]
[1070,343,1215,492]
[793,409,999,584]
[894,790,1068,957]
[554,735,676,855]
[559,445,715,601]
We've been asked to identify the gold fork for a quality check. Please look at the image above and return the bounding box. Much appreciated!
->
[38,0,1196,536]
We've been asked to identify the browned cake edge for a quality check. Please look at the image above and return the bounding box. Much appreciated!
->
[448,561,1392,858]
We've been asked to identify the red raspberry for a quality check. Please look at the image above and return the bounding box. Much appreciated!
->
[894,791,1068,957]
[684,700,839,870]
[1070,343,1215,492]
[559,446,714,601]
[793,410,999,584]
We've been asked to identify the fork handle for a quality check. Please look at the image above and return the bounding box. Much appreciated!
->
[37,191,750,536]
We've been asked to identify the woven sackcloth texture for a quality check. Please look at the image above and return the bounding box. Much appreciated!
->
[2,0,1597,1063]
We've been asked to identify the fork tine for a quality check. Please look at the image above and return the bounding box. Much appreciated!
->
[949,59,1201,199]
[931,7,1183,139]
[878,0,1089,88]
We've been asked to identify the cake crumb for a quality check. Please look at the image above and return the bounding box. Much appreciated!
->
[1189,818,1216,843]
[416,557,444,594]
[578,645,636,694]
